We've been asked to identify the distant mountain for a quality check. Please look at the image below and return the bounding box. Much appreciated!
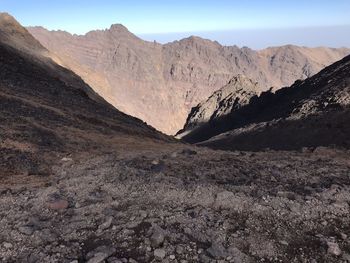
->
[0,13,170,175]
[28,25,350,134]
[180,54,350,150]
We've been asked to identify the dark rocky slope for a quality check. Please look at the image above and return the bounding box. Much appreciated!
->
[180,55,350,150]
[177,75,261,138]
[0,13,171,177]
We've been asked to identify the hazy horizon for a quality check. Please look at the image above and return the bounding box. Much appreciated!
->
[138,25,350,49]
[2,0,350,48]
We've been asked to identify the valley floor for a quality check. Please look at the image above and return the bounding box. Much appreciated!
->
[1,145,350,262]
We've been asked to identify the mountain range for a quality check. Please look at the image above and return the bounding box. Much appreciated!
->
[28,25,350,134]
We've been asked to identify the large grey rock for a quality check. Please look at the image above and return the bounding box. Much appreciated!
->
[18,226,34,235]
[327,241,342,256]
[150,225,165,248]
[86,246,116,262]
[154,248,166,259]
[206,242,228,259]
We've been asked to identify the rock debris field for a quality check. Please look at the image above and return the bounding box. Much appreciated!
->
[1,146,350,263]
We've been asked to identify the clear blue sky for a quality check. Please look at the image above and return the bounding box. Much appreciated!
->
[1,0,350,47]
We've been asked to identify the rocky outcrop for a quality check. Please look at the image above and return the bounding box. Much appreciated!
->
[181,54,350,150]
[27,26,350,134]
[177,75,261,137]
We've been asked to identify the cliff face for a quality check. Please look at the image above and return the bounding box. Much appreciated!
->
[28,26,350,134]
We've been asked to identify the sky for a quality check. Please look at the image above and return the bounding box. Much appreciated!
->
[1,0,350,48]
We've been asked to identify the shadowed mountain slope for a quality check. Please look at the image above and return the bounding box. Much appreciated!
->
[180,55,350,150]
[0,13,171,176]
[177,74,262,137]
[28,26,350,134]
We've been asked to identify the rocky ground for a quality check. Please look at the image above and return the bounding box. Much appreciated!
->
[1,145,350,263]
[2,12,349,263]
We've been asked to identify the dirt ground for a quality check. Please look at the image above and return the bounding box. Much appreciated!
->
[1,145,350,263]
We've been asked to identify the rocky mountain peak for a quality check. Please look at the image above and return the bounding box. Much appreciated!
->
[0,13,45,53]
[109,23,130,33]
[106,23,139,40]
[177,35,221,48]
[0,12,27,34]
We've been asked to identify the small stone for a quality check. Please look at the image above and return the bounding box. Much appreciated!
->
[181,149,197,155]
[199,254,211,263]
[184,227,192,235]
[176,245,184,254]
[61,157,73,162]
[86,246,116,262]
[151,159,160,165]
[206,242,228,259]
[100,216,113,230]
[341,233,348,240]
[140,211,148,218]
[129,259,138,263]
[154,249,166,259]
[279,240,289,246]
[122,229,134,236]
[46,199,69,210]
[342,253,350,261]
[170,152,178,158]
[87,252,109,263]
[146,246,152,252]
[327,241,341,256]
[111,200,120,209]
[3,242,13,249]
[151,160,166,173]
[126,221,139,229]
[18,226,34,235]
[107,258,123,263]
[70,261,79,263]
[169,255,176,260]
